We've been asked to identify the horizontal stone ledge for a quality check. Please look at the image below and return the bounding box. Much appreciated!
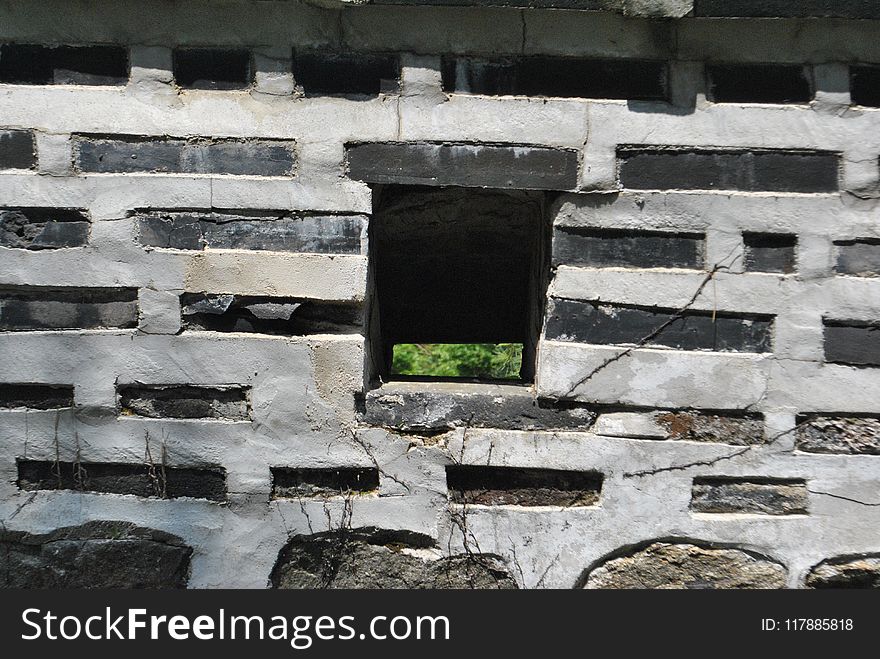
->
[691,478,808,515]
[17,459,227,501]
[0,286,138,331]
[346,142,580,190]
[545,298,774,353]
[618,147,840,193]
[1,208,90,250]
[136,210,364,254]
[73,134,297,176]
[0,129,36,170]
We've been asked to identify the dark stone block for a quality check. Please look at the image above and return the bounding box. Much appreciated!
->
[75,135,296,176]
[0,286,138,331]
[796,415,880,455]
[835,239,880,277]
[118,385,250,420]
[364,382,597,432]
[0,384,74,410]
[545,299,774,353]
[694,0,880,19]
[271,467,380,498]
[0,129,36,170]
[618,148,839,193]
[690,478,808,515]
[0,208,90,250]
[180,293,362,335]
[442,56,668,101]
[852,66,880,108]
[17,460,227,501]
[137,211,364,254]
[0,521,191,588]
[553,227,704,269]
[271,527,517,589]
[806,555,880,589]
[347,142,579,190]
[743,233,797,274]
[173,48,252,90]
[708,64,812,104]
[654,411,766,445]
[0,44,128,86]
[446,465,602,507]
[294,51,400,96]
[824,321,880,367]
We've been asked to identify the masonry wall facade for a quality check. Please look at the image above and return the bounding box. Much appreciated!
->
[2,0,880,589]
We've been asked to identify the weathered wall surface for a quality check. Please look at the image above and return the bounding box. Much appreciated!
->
[1,0,880,589]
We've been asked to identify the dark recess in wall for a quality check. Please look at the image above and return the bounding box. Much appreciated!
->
[0,44,128,85]
[851,65,880,108]
[707,64,812,104]
[442,56,668,101]
[743,233,797,273]
[293,51,400,96]
[446,465,602,507]
[173,48,252,90]
[0,384,74,410]
[271,467,380,498]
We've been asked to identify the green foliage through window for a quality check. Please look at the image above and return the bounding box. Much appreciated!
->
[391,343,523,380]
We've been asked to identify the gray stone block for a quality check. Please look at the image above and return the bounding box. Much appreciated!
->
[118,385,251,420]
[138,211,364,254]
[653,411,767,445]
[835,239,880,277]
[806,555,880,588]
[347,142,579,190]
[823,321,880,367]
[17,460,227,501]
[690,478,808,515]
[545,299,774,352]
[743,233,797,274]
[0,208,90,250]
[0,521,191,588]
[0,129,36,170]
[0,287,138,331]
[75,135,296,176]
[796,415,880,455]
[364,381,598,432]
[553,227,705,269]
[618,148,840,193]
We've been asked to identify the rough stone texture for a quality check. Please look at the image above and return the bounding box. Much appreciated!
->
[347,142,579,190]
[835,239,880,277]
[0,521,191,588]
[618,149,840,193]
[743,233,797,274]
[271,467,380,498]
[0,287,138,331]
[707,64,812,104]
[823,321,880,367]
[691,479,808,515]
[582,542,787,589]
[0,383,74,410]
[0,44,128,85]
[806,556,880,589]
[271,528,517,589]
[180,293,362,335]
[294,51,400,96]
[0,208,90,250]
[446,465,602,507]
[545,299,773,353]
[441,56,667,100]
[0,129,36,170]
[17,460,227,501]
[553,227,704,269]
[654,411,766,445]
[795,416,880,455]
[365,382,598,432]
[138,210,364,254]
[118,385,250,420]
[74,135,296,176]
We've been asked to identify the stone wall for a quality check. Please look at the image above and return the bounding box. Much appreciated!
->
[1,0,879,589]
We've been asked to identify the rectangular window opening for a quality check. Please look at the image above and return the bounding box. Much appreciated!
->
[0,44,128,85]
[173,48,253,90]
[367,185,550,385]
